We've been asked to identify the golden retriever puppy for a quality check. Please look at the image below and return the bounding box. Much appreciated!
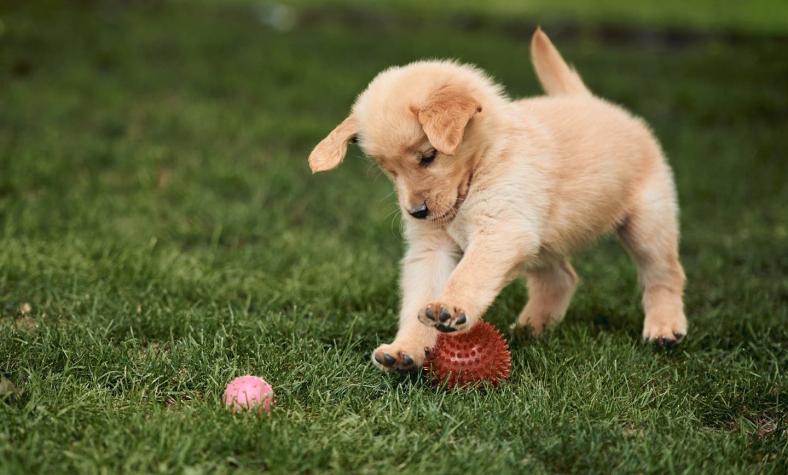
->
[309,29,687,371]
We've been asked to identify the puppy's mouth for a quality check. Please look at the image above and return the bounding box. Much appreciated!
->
[429,173,473,224]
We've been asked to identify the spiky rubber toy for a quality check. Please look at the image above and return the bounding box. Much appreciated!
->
[424,321,511,389]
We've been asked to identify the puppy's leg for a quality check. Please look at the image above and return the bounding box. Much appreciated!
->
[513,259,578,335]
[618,170,687,346]
[418,230,532,333]
[372,229,458,371]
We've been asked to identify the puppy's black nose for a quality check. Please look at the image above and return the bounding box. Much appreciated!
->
[408,202,429,219]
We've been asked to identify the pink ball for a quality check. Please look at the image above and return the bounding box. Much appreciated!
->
[223,375,274,414]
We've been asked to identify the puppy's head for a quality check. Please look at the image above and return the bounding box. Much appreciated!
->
[309,61,505,223]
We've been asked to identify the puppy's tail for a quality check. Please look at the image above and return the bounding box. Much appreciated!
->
[531,27,590,96]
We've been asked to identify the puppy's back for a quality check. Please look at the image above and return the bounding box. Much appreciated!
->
[513,95,664,253]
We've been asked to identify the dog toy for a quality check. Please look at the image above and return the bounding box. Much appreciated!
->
[424,321,511,389]
[223,375,274,414]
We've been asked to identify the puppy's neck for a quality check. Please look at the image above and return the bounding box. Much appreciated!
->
[460,108,515,193]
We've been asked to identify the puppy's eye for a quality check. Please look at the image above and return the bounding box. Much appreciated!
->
[419,149,437,167]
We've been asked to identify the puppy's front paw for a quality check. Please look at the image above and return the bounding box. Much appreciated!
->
[642,309,687,348]
[372,343,426,372]
[418,302,471,333]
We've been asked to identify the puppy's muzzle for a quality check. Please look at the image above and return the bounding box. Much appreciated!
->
[408,202,429,219]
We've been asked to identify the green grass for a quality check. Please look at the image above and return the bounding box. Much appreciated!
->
[1,1,787,473]
[283,0,788,34]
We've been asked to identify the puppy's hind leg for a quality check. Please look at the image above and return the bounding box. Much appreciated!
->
[618,168,687,346]
[513,259,578,335]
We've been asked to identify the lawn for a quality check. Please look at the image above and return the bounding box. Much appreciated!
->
[1,1,786,473]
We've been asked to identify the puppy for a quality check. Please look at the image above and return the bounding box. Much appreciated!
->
[309,29,688,371]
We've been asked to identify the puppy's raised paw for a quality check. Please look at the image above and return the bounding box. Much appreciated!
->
[418,302,471,333]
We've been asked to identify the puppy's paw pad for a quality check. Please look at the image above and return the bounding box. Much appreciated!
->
[418,302,470,333]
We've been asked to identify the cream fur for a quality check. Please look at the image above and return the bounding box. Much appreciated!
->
[309,28,688,372]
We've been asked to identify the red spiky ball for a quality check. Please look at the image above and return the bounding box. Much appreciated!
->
[423,321,511,389]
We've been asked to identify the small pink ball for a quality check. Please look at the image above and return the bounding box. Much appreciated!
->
[223,375,274,414]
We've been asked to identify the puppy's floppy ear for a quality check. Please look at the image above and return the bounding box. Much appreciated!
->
[415,86,480,156]
[308,115,358,173]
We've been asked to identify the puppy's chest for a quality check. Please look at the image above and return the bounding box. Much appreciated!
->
[445,216,472,251]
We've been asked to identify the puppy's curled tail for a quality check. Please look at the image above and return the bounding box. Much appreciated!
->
[531,28,590,96]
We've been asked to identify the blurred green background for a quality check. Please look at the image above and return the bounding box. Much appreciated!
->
[1,1,786,473]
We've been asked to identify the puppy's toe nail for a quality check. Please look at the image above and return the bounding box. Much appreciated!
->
[374,352,387,366]
[382,353,396,366]
[456,313,466,325]
[653,336,678,349]
[425,307,435,321]
[402,354,414,367]
[439,308,451,322]
[673,332,685,342]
